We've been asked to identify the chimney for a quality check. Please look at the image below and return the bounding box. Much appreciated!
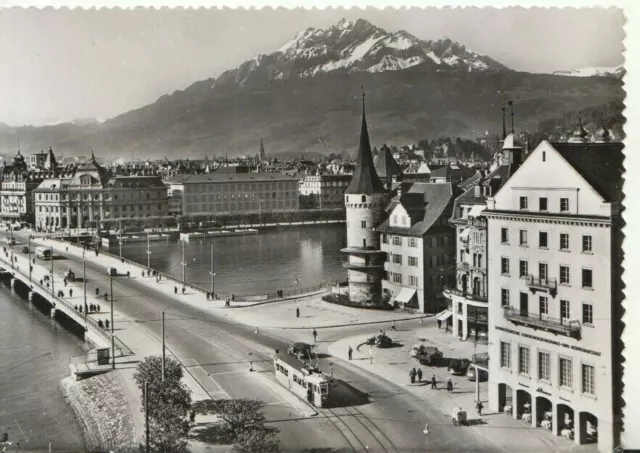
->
[474,184,481,197]
[396,185,402,199]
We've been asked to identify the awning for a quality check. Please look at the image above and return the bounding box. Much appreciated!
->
[459,228,470,240]
[394,287,416,304]
[467,205,485,219]
[436,309,453,322]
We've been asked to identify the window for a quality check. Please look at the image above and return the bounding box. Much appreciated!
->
[408,256,418,267]
[361,220,366,229]
[361,195,366,203]
[582,235,592,253]
[501,288,510,307]
[519,347,530,375]
[501,257,510,276]
[559,358,573,388]
[500,342,511,369]
[560,198,570,212]
[409,238,417,248]
[409,275,418,287]
[393,215,398,224]
[560,233,570,251]
[582,303,593,325]
[519,230,528,246]
[519,260,528,278]
[392,272,402,284]
[392,254,402,264]
[539,231,548,248]
[539,296,548,315]
[561,300,570,321]
[539,352,551,381]
[519,197,528,210]
[382,234,388,244]
[560,265,570,285]
[542,151,546,162]
[392,236,402,246]
[582,268,593,289]
[501,227,509,244]
[539,262,548,281]
[582,364,595,395]
[539,197,548,211]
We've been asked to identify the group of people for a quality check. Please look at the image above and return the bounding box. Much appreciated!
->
[408,369,455,393]
[72,303,101,314]
[174,286,186,295]
[97,319,110,329]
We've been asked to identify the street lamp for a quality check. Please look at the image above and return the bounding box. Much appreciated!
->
[181,239,186,284]
[209,242,215,295]
[83,249,88,318]
[146,232,151,270]
[50,245,54,300]
[110,276,115,370]
[28,235,32,284]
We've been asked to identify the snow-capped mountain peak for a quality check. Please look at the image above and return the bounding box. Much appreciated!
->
[552,64,625,79]
[215,18,509,87]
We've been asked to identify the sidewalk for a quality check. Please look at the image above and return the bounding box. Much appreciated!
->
[326,319,595,453]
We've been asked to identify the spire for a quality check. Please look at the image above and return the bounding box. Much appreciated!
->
[594,113,611,143]
[508,100,515,134]
[501,106,507,140]
[569,114,588,143]
[345,87,386,195]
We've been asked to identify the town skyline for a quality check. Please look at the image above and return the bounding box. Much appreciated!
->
[0,7,625,126]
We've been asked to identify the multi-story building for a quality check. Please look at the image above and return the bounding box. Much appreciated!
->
[444,132,524,341]
[299,174,351,209]
[377,182,456,313]
[34,153,168,230]
[341,96,389,303]
[166,172,299,216]
[485,127,623,453]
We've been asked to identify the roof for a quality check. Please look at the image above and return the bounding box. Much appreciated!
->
[376,182,455,236]
[345,98,386,195]
[107,176,166,189]
[551,142,624,203]
[374,145,403,179]
[163,172,298,184]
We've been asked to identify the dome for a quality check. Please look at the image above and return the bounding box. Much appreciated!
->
[13,150,25,165]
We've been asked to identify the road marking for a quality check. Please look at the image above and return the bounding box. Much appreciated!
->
[190,358,231,399]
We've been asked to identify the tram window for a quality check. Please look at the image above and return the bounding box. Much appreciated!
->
[320,384,328,395]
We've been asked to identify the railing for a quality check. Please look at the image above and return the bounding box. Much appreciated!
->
[443,286,488,303]
[503,307,581,337]
[526,275,558,296]
[457,262,470,271]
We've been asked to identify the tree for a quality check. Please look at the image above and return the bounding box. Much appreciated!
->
[133,356,192,453]
[233,428,279,453]
[217,398,280,452]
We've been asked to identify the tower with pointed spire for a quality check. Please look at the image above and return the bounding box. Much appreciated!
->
[259,139,266,162]
[340,89,389,303]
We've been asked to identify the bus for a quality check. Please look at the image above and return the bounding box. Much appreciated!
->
[35,246,52,260]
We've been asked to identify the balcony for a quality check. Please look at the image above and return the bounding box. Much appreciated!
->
[503,307,581,338]
[526,275,558,298]
[457,262,470,272]
[443,286,488,303]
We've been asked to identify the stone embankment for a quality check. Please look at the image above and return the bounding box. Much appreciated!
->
[61,373,135,452]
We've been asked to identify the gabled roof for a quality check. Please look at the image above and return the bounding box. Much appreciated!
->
[376,182,455,236]
[345,96,386,195]
[551,142,624,203]
[374,144,402,179]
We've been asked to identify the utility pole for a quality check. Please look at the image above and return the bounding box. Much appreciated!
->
[161,311,165,382]
[146,232,151,270]
[50,246,54,300]
[118,233,123,259]
[210,242,215,295]
[83,250,88,317]
[181,240,186,284]
[144,381,150,453]
[110,276,115,370]
[28,235,32,284]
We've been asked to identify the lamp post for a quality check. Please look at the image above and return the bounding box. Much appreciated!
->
[118,234,123,259]
[181,239,186,284]
[146,232,151,270]
[50,246,54,300]
[161,311,165,382]
[110,276,115,370]
[28,235,32,284]
[83,249,88,318]
[209,242,215,295]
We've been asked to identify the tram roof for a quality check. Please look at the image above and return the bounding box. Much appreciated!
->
[275,353,322,375]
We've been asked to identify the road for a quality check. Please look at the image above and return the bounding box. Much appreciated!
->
[4,231,503,452]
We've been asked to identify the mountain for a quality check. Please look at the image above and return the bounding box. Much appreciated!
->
[552,65,625,79]
[0,19,625,160]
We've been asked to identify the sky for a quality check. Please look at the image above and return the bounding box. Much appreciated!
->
[0,7,625,126]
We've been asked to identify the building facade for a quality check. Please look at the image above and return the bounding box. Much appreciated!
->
[166,172,299,216]
[341,96,389,303]
[377,183,456,313]
[299,174,351,209]
[485,136,623,453]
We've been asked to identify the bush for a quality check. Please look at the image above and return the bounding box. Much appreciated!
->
[322,293,394,311]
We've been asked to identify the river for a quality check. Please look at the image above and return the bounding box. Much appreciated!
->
[0,281,87,451]
[112,223,348,295]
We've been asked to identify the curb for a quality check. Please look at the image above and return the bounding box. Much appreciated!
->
[222,289,331,308]
[271,314,433,330]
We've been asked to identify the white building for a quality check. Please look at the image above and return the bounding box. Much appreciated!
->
[485,130,623,453]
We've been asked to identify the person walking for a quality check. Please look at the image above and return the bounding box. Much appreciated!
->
[105,319,110,329]
[476,401,484,416]
[348,346,353,360]
[74,305,78,311]
[431,375,437,390]
[97,304,101,312]
[447,379,453,393]
[126,271,130,279]
[98,319,104,329]
[437,319,442,329]
[79,305,83,314]
[312,329,317,343]
[410,368,416,384]
[391,319,397,331]
[69,288,73,298]
[417,368,423,382]
[174,286,178,295]
[296,307,300,318]
[182,286,185,295]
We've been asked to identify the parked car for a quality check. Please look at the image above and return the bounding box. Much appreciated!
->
[467,367,488,382]
[411,344,427,357]
[288,342,313,359]
[64,270,76,282]
[4,237,16,246]
[448,359,471,375]
[106,267,118,276]
[21,246,29,254]
[416,347,443,366]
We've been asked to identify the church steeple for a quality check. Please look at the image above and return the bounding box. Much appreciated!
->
[345,88,386,195]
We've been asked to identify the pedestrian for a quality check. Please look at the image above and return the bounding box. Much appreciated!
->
[79,305,83,313]
[348,346,353,360]
[174,286,178,295]
[476,401,484,416]
[105,319,110,329]
[206,292,209,301]
[90,303,94,312]
[296,307,300,318]
[225,297,230,307]
[312,328,317,343]
[181,286,185,294]
[142,270,145,278]
[40,278,43,285]
[97,304,101,312]
[64,278,67,286]
[74,305,78,311]
[391,319,396,331]
[98,319,104,329]
[95,288,100,296]
[417,368,423,382]
[447,379,453,393]
[431,375,437,390]
[69,289,73,298]
[437,319,442,329]
[410,367,416,384]
[104,293,108,301]
[126,271,130,279]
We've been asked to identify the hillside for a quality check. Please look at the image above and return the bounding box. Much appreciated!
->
[0,19,624,160]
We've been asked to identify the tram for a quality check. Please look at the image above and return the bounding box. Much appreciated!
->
[274,353,330,408]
